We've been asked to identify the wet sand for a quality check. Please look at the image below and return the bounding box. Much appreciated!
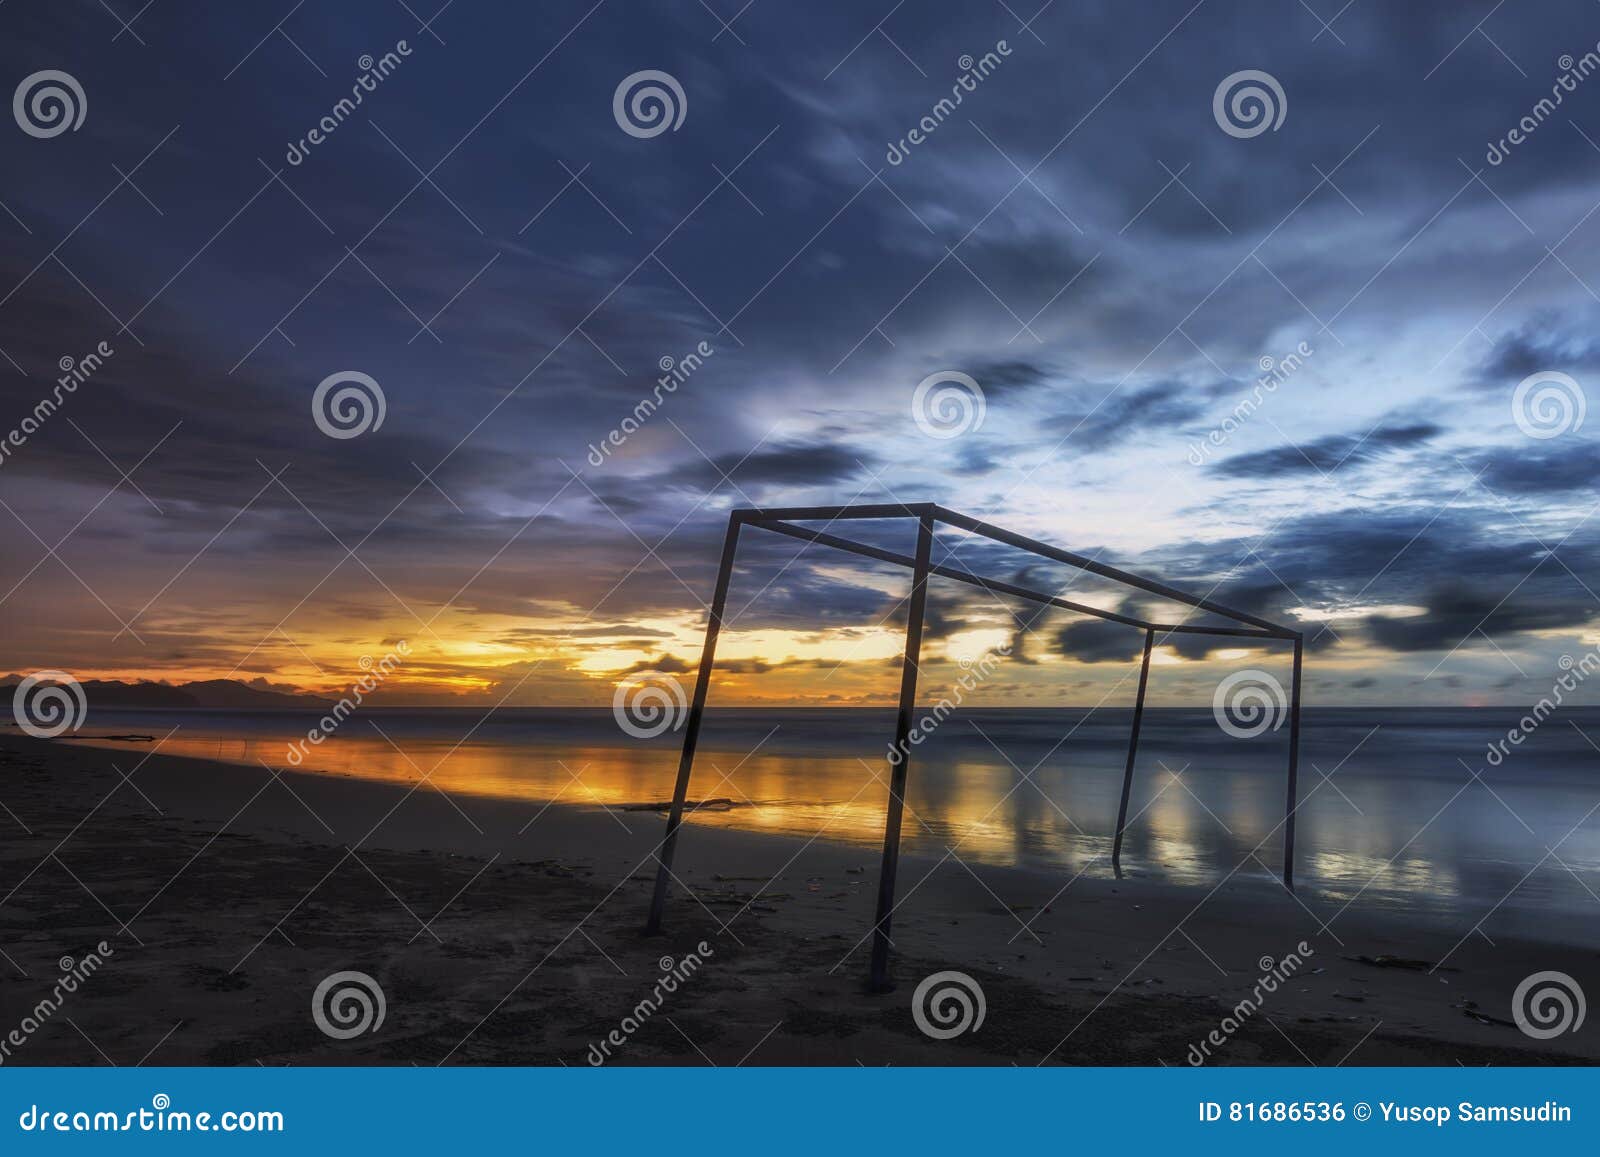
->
[0,733,1590,1066]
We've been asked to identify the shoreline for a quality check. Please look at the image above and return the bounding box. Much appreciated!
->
[0,733,1592,1065]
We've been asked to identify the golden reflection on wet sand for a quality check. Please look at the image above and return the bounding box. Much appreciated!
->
[75,728,1575,921]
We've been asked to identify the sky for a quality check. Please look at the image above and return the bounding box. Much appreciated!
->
[1,0,1598,709]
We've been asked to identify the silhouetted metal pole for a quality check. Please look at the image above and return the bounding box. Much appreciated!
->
[1112,628,1155,877]
[646,515,742,934]
[868,512,935,992]
[1282,635,1303,891]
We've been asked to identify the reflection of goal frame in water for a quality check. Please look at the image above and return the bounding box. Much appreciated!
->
[644,503,1304,991]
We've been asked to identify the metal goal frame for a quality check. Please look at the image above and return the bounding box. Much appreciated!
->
[644,503,1303,992]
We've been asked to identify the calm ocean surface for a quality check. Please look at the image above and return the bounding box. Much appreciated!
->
[64,705,1600,940]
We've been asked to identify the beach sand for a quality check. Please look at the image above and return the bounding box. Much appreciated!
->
[0,733,1591,1066]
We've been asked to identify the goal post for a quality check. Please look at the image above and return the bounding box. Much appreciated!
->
[644,503,1304,992]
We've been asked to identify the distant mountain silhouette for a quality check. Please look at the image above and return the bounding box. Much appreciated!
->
[2,676,333,710]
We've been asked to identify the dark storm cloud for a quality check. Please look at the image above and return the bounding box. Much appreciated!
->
[930,492,1600,670]
[1132,507,1600,653]
[1054,618,1147,664]
[962,358,1051,397]
[949,442,1003,475]
[1051,589,1293,664]
[1365,582,1587,652]
[1473,318,1600,388]
[918,586,978,641]
[1474,442,1600,494]
[1039,380,1209,446]
[1006,622,1039,664]
[616,654,693,676]
[1212,423,1442,479]
[656,442,875,492]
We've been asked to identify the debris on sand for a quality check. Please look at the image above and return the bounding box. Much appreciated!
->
[701,889,793,906]
[620,797,745,813]
[1343,953,1457,973]
[1457,1000,1516,1028]
[526,860,578,878]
